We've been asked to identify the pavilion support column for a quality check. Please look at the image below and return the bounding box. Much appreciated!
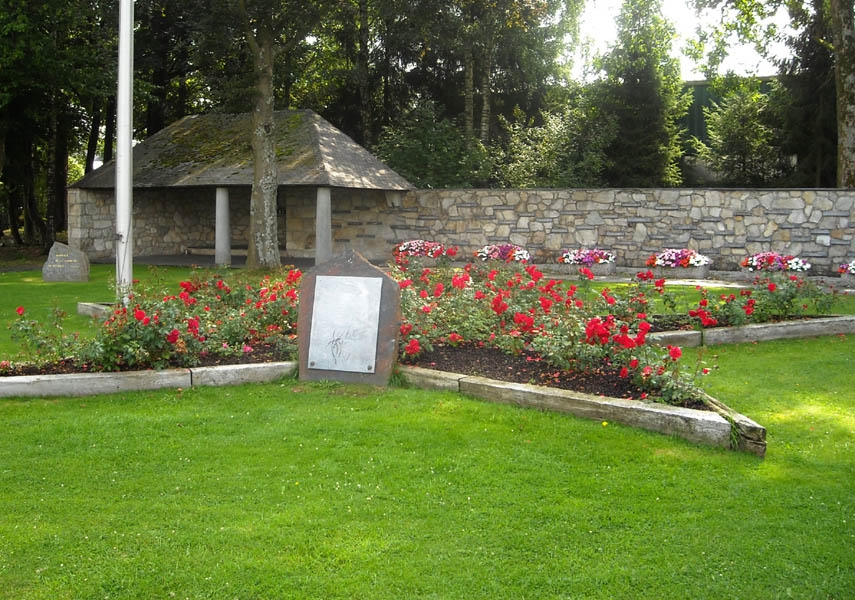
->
[214,187,231,267]
[315,186,332,264]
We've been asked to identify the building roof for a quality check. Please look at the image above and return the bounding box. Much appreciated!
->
[71,109,412,191]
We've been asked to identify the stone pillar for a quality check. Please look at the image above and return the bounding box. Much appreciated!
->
[316,186,332,264]
[215,187,231,266]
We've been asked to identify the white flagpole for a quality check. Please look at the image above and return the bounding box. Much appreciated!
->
[115,0,134,302]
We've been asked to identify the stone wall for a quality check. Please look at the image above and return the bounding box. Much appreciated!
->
[67,186,855,274]
[387,188,855,274]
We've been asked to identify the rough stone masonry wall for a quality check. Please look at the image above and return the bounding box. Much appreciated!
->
[386,188,855,274]
[68,186,855,274]
[67,187,253,258]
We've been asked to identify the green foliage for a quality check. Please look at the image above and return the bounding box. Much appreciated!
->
[691,80,788,186]
[8,305,82,364]
[773,0,837,187]
[494,92,616,187]
[597,0,690,187]
[374,102,493,188]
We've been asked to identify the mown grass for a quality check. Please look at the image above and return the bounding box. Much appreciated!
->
[1,334,853,598]
[1,263,854,597]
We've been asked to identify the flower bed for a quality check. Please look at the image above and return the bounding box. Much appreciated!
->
[645,248,711,279]
[475,244,530,263]
[558,248,617,276]
[3,251,837,412]
[393,239,458,267]
[839,260,855,286]
[742,251,811,272]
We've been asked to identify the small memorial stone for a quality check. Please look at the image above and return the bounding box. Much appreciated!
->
[298,250,401,385]
[42,242,90,282]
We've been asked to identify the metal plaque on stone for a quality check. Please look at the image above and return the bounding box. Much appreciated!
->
[298,250,401,385]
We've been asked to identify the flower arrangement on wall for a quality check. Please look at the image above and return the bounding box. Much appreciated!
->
[741,252,810,272]
[646,248,711,269]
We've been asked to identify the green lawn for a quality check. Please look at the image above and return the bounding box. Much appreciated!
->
[1,334,853,598]
[1,265,853,597]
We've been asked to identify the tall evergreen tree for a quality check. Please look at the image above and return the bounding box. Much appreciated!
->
[775,0,837,187]
[598,0,689,187]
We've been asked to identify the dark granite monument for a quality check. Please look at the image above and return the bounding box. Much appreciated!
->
[297,250,401,385]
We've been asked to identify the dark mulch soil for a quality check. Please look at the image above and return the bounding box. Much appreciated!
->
[405,342,647,400]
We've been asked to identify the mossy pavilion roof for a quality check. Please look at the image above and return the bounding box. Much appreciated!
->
[71,109,412,191]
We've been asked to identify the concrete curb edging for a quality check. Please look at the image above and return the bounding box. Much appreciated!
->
[649,315,855,347]
[399,365,766,457]
[0,362,297,398]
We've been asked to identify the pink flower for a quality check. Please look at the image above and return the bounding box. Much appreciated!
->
[15,306,24,316]
[242,345,253,353]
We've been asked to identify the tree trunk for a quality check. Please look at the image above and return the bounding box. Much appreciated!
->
[357,0,372,146]
[104,96,116,164]
[85,100,102,173]
[464,43,475,145]
[831,0,855,187]
[51,110,69,233]
[479,57,491,144]
[245,21,281,269]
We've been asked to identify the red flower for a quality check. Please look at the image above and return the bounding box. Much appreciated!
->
[474,290,486,300]
[451,273,469,289]
[400,323,413,337]
[579,267,594,280]
[668,345,682,361]
[445,246,458,257]
[491,294,509,315]
[629,359,639,369]
[166,329,180,344]
[404,338,421,356]
[134,308,146,321]
[768,282,777,292]
[513,312,535,332]
[619,367,629,378]
[434,282,444,298]
[15,306,24,316]
[448,332,464,345]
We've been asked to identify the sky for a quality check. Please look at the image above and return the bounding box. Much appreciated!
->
[573,0,794,81]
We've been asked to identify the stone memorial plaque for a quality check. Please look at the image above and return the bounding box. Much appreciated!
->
[42,242,90,282]
[298,250,401,385]
[307,275,383,373]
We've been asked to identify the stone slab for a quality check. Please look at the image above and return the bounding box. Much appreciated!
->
[191,362,296,386]
[42,242,90,282]
[458,376,733,449]
[0,369,191,398]
[648,315,855,348]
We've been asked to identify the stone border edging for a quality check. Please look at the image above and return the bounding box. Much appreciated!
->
[648,315,855,347]
[399,365,766,457]
[0,362,297,399]
[0,358,767,456]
